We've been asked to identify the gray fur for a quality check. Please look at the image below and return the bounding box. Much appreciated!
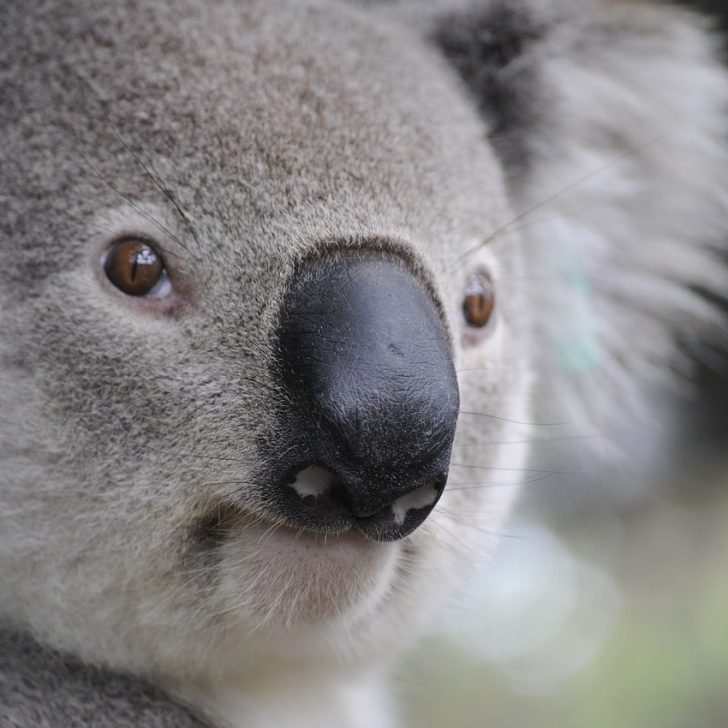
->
[0,629,210,727]
[1,0,726,726]
[433,0,549,171]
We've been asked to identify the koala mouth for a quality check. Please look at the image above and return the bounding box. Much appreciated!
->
[194,466,444,550]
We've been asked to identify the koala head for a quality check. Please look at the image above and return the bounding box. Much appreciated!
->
[1,0,726,701]
[0,0,531,685]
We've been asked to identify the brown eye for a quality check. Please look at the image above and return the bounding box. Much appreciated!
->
[463,273,495,328]
[104,238,165,296]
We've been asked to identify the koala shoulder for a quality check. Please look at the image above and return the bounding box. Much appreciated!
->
[0,629,211,728]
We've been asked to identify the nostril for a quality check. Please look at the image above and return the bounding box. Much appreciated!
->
[289,465,337,501]
[353,474,446,542]
[391,480,440,526]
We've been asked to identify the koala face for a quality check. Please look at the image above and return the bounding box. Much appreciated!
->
[0,0,530,682]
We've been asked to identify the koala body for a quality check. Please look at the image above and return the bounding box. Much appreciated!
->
[1,1,726,726]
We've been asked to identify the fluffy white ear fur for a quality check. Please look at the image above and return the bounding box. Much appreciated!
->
[519,3,728,472]
[384,0,728,478]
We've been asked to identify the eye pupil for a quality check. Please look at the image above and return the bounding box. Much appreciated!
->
[463,274,495,328]
[105,238,164,296]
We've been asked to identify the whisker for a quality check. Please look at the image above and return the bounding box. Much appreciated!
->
[457,410,566,426]
[451,133,667,269]
[107,121,203,254]
[421,518,482,561]
[454,433,606,446]
[74,146,194,257]
[433,512,518,540]
[154,449,257,465]
[194,480,259,489]
[446,482,519,491]
[449,462,585,476]
[446,471,562,490]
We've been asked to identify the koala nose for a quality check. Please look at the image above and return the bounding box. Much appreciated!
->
[274,253,459,541]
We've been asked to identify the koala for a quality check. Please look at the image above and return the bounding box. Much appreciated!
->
[1,0,726,726]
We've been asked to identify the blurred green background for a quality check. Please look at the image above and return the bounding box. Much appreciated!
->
[399,459,728,728]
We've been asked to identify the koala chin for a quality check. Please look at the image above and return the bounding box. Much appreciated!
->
[1,0,727,726]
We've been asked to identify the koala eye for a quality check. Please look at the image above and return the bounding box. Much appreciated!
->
[462,272,495,328]
[104,238,169,297]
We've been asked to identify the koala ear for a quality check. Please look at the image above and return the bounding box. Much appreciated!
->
[431,1,550,173]
[434,1,728,479]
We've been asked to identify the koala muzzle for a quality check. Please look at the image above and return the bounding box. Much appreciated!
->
[273,253,459,542]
